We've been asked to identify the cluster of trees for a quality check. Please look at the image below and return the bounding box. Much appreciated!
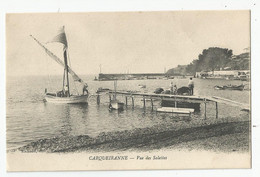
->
[227,52,250,70]
[166,47,250,75]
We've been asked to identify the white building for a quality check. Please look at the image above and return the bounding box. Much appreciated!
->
[196,70,250,78]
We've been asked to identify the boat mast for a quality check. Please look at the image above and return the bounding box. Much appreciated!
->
[114,80,117,100]
[63,49,70,96]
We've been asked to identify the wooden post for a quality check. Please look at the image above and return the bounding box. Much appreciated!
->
[125,96,128,107]
[174,96,177,108]
[132,96,134,108]
[143,96,146,108]
[109,94,111,103]
[151,98,153,111]
[97,94,100,105]
[216,102,218,119]
[204,100,207,120]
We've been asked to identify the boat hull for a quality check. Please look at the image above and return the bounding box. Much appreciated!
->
[214,84,245,91]
[44,94,88,104]
[110,100,124,110]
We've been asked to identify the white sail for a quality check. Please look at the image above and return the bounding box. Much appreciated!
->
[30,35,87,86]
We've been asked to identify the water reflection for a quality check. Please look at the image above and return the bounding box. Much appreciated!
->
[42,103,90,137]
[61,105,72,137]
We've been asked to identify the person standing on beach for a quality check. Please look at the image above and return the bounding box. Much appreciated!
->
[188,78,194,95]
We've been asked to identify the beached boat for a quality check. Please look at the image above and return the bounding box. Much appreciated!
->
[214,84,245,91]
[31,26,89,104]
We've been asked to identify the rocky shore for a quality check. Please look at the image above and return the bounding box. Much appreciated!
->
[12,117,250,153]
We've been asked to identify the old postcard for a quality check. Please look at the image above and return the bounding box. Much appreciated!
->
[6,11,251,171]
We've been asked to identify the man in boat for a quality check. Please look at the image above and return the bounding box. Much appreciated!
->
[64,84,69,97]
[56,90,64,97]
[82,83,88,95]
[188,77,194,95]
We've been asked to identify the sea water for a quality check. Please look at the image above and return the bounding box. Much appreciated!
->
[6,75,250,150]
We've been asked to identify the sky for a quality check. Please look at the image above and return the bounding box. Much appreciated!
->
[6,11,250,76]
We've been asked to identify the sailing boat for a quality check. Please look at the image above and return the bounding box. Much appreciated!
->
[109,80,124,110]
[30,26,89,104]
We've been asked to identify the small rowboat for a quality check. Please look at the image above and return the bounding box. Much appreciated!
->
[109,100,124,110]
[214,84,245,91]
[96,87,111,93]
[109,80,124,110]
[138,84,146,88]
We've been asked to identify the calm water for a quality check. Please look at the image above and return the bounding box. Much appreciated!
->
[6,75,250,149]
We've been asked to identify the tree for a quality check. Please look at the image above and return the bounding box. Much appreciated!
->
[199,47,233,72]
[167,47,237,75]
[226,52,249,70]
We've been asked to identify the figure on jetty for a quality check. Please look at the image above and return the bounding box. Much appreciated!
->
[170,82,177,95]
[188,77,194,95]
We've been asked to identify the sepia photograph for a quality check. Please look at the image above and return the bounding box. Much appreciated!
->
[5,10,251,171]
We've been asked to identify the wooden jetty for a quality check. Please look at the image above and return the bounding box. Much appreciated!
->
[95,90,250,119]
[107,91,217,119]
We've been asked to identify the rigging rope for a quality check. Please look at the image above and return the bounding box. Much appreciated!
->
[67,51,79,95]
[45,51,52,91]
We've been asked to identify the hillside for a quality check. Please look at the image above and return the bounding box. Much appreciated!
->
[166,47,250,75]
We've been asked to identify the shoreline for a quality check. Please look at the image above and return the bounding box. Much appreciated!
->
[11,118,250,153]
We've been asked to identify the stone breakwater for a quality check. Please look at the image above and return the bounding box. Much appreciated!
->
[11,116,250,153]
